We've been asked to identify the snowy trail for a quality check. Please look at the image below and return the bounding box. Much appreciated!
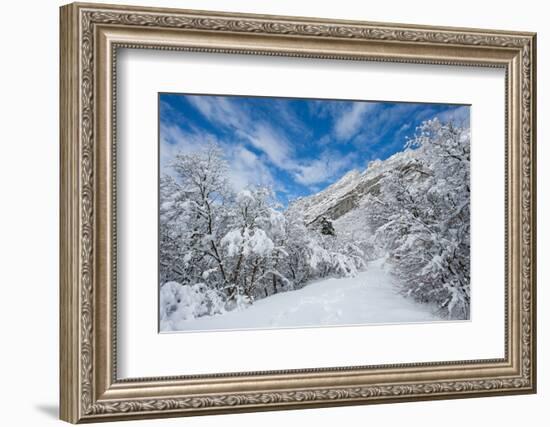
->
[164,259,438,332]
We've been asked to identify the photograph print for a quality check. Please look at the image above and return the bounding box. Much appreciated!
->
[159,93,471,332]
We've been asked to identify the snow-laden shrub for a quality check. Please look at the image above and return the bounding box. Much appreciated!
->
[224,293,253,313]
[305,234,366,279]
[221,228,274,258]
[160,281,225,323]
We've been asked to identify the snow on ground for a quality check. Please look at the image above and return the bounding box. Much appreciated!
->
[161,259,438,332]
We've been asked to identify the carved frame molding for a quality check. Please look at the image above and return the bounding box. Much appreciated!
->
[60,2,536,423]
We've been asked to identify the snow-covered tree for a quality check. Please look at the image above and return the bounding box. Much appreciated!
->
[159,144,232,299]
[319,217,336,236]
[160,143,369,319]
[367,119,470,319]
[279,208,316,288]
[220,187,289,304]
[280,206,365,287]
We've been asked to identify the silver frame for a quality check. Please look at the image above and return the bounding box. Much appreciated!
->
[60,2,536,423]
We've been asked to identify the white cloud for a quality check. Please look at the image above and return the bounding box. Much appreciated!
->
[241,123,356,188]
[334,102,375,140]
[436,106,470,127]
[273,100,310,137]
[187,96,248,129]
[317,134,332,146]
[187,95,301,174]
[294,160,332,185]
[226,146,276,192]
[294,151,355,186]
[243,124,296,171]
[159,125,220,174]
[160,123,278,192]
[398,122,411,133]
[170,98,358,189]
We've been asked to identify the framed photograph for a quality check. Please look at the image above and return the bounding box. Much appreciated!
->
[60,2,537,423]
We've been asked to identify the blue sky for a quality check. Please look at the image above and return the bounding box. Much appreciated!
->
[160,93,469,204]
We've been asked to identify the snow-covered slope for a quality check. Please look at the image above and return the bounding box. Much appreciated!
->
[292,149,421,226]
[161,259,438,332]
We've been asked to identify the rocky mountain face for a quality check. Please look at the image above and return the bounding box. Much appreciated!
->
[291,148,421,232]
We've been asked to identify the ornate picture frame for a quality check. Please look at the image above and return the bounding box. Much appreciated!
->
[60,2,536,423]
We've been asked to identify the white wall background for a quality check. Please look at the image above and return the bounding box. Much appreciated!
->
[0,0,545,426]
